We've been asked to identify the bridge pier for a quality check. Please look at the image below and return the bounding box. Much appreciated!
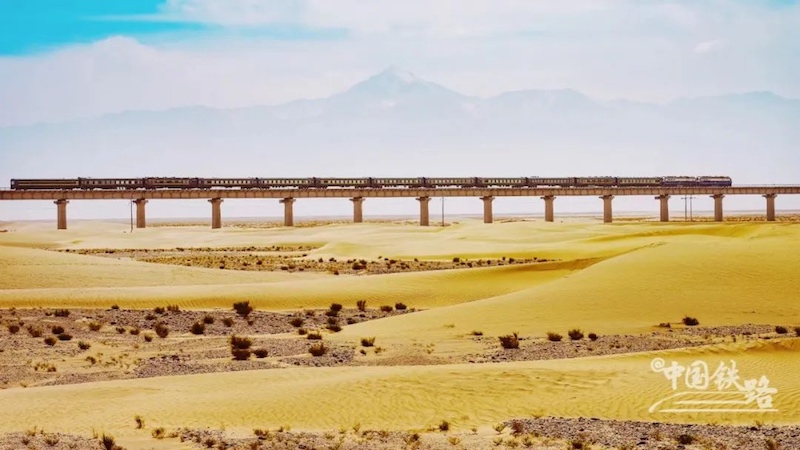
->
[541,196,555,222]
[209,198,223,229]
[133,199,148,228]
[417,197,430,226]
[600,195,614,223]
[351,197,364,223]
[481,196,494,224]
[280,198,295,226]
[656,195,670,222]
[764,194,776,222]
[54,199,68,230]
[711,194,724,222]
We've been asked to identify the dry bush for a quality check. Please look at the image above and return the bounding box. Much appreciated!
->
[53,309,70,317]
[588,333,598,341]
[361,337,375,347]
[309,342,328,356]
[253,348,269,358]
[233,301,254,317]
[330,303,343,312]
[88,321,103,331]
[357,300,367,311]
[290,317,304,328]
[129,327,140,335]
[231,348,251,360]
[116,327,125,334]
[190,322,206,335]
[78,341,91,350]
[499,333,520,349]
[222,317,234,327]
[167,305,180,312]
[27,325,42,337]
[775,326,788,334]
[144,334,153,342]
[395,302,407,310]
[307,331,323,340]
[153,306,165,314]
[682,316,700,326]
[134,415,145,429]
[154,322,169,338]
[57,333,73,341]
[51,325,65,335]
[547,332,563,342]
[380,305,393,313]
[202,315,215,324]
[230,335,253,361]
[7,323,20,334]
[568,329,584,340]
[44,336,57,346]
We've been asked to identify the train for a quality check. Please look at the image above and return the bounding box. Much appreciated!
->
[9,176,733,190]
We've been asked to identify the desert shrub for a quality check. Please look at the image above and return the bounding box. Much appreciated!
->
[129,327,140,335]
[78,341,91,350]
[253,348,269,358]
[151,427,165,439]
[588,333,598,341]
[230,335,253,350]
[452,257,460,263]
[190,322,206,335]
[57,333,72,341]
[795,327,800,337]
[44,434,59,445]
[289,317,304,327]
[547,332,563,342]
[53,309,70,317]
[233,301,253,317]
[330,303,343,312]
[775,326,788,334]
[202,315,215,324]
[116,327,125,334]
[439,420,450,432]
[134,415,145,429]
[361,337,375,347]
[471,330,483,336]
[327,324,342,332]
[499,333,519,349]
[88,321,103,331]
[346,317,357,324]
[380,305,393,313]
[682,316,699,326]
[44,336,57,346]
[309,342,328,356]
[297,328,307,335]
[395,302,407,310]
[357,300,367,311]
[145,313,157,320]
[144,334,153,342]
[658,322,671,328]
[153,306,166,314]
[568,329,584,340]
[110,304,120,310]
[676,433,695,445]
[7,324,19,334]
[27,325,42,337]
[509,420,525,436]
[307,331,323,340]
[327,317,338,325]
[231,348,251,360]
[324,309,338,317]
[222,317,234,327]
[101,433,118,449]
[154,322,169,338]
[51,325,65,335]
[167,304,180,312]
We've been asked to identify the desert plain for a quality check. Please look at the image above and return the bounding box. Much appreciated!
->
[1,215,799,450]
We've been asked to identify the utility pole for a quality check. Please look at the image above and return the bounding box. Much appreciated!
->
[129,199,134,233]
[441,197,445,227]
[681,195,695,222]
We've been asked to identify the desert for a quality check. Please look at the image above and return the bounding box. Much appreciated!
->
[1,215,799,449]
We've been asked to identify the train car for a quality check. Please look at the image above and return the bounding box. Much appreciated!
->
[258,178,313,189]
[616,177,663,187]
[78,178,143,190]
[143,177,199,189]
[476,178,527,188]
[662,176,698,187]
[371,178,424,188]
[10,179,81,190]
[425,177,478,188]
[697,176,732,187]
[317,178,371,188]
[198,178,258,189]
[575,177,617,187]
[528,177,575,187]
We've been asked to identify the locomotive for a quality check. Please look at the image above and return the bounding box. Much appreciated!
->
[9,176,733,190]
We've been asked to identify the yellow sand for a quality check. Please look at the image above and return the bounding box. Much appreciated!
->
[1,218,800,445]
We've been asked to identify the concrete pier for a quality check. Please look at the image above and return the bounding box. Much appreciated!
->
[417,197,430,226]
[656,195,670,222]
[280,198,295,226]
[600,195,614,223]
[481,196,494,224]
[133,199,148,228]
[764,194,776,221]
[209,198,223,229]
[541,195,555,222]
[711,194,724,222]
[54,199,68,230]
[350,197,364,223]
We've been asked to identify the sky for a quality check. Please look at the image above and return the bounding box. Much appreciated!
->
[1,0,799,221]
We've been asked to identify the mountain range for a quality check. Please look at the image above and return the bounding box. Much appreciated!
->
[2,66,799,186]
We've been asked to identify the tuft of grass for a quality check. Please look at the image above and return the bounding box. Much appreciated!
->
[233,301,254,317]
[53,309,70,317]
[676,433,695,445]
[307,331,323,340]
[202,315,215,324]
[297,328,307,335]
[499,333,520,349]
[568,329,584,340]
[100,433,118,450]
[380,305,393,313]
[44,336,57,346]
[775,326,788,334]
[190,322,206,335]
[51,325,65,335]
[88,321,103,332]
[166,305,180,312]
[222,317,234,327]
[588,332,598,341]
[361,337,375,347]
[547,332,563,342]
[309,342,328,356]
[116,326,125,334]
[471,330,484,336]
[27,325,43,337]
[253,348,269,358]
[78,341,91,350]
[151,427,165,439]
[330,303,343,312]
[153,306,165,314]
[289,317,304,328]
[682,316,699,326]
[231,348,251,360]
[438,420,450,432]
[144,334,153,342]
[395,302,407,310]
[134,415,145,429]
[356,300,367,311]
[129,327,140,336]
[110,304,120,310]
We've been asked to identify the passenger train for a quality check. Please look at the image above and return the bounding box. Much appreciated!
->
[9,176,733,190]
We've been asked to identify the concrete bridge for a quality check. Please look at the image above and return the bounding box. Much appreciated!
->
[1,186,798,230]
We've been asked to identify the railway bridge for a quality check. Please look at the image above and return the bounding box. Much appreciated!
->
[2,186,799,230]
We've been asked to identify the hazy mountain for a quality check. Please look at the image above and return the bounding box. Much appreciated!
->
[1,66,799,185]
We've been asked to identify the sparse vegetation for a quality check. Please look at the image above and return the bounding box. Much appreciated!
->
[499,332,520,349]
[682,316,700,326]
[202,314,215,324]
[309,342,328,356]
[307,331,323,340]
[233,301,254,317]
[230,335,253,360]
[151,427,166,439]
[290,317,304,327]
[330,303,343,312]
[676,433,696,444]
[395,302,407,310]
[78,341,91,350]
[253,348,269,358]
[134,415,145,429]
[223,317,234,327]
[167,304,180,312]
[588,332,598,341]
[190,322,206,335]
[380,305,393,313]
[129,327,140,335]
[100,433,120,450]
[547,332,563,342]
[88,321,103,331]
[53,308,70,317]
[7,323,19,334]
[57,333,73,341]
[361,337,375,347]
[439,420,450,432]
[44,336,57,346]
[51,325,65,335]
[471,330,484,336]
[795,326,800,337]
[775,326,788,334]
[27,325,43,337]
[154,322,169,338]
[568,329,584,340]
[357,300,367,311]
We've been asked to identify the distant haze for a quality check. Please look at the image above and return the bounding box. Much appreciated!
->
[2,67,799,220]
